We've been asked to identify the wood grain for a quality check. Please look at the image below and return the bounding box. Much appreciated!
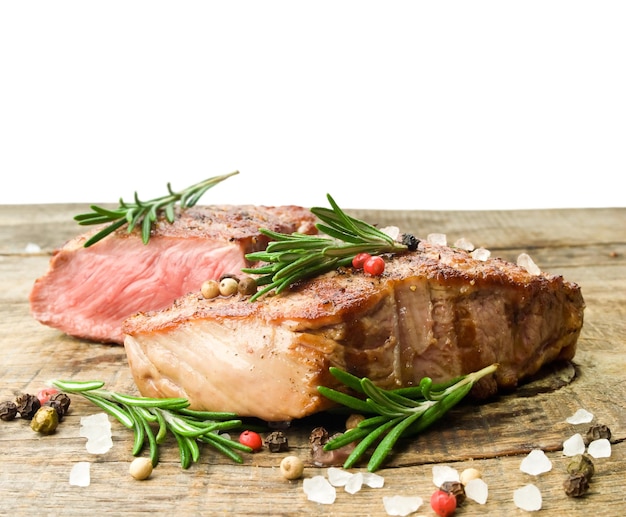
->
[1,204,624,516]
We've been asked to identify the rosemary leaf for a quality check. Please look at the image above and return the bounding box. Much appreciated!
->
[52,379,250,469]
[318,363,498,471]
[243,194,411,301]
[75,171,239,247]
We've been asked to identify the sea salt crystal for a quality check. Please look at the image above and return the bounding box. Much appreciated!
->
[427,233,447,246]
[69,462,91,487]
[382,495,423,516]
[517,253,541,275]
[24,242,41,253]
[327,467,352,487]
[565,408,594,424]
[381,226,401,241]
[362,471,385,488]
[432,465,459,487]
[454,237,474,251]
[513,484,542,511]
[303,476,336,504]
[326,467,384,492]
[563,433,586,456]
[80,413,113,454]
[588,438,611,458]
[520,449,552,475]
[344,472,363,494]
[465,477,488,504]
[471,247,491,261]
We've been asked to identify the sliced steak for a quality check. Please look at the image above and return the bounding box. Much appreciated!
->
[30,205,317,344]
[123,241,584,421]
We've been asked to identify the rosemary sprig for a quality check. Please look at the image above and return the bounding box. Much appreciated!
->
[317,363,498,472]
[74,171,239,247]
[242,194,413,301]
[52,379,252,468]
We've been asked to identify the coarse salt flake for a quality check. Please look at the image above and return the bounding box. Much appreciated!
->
[517,253,541,275]
[565,408,594,424]
[69,462,91,487]
[344,472,363,494]
[520,449,552,475]
[587,438,611,458]
[432,465,459,487]
[80,413,113,454]
[381,226,401,241]
[563,433,586,456]
[327,467,352,487]
[513,484,542,511]
[471,247,491,261]
[303,475,336,504]
[25,242,41,253]
[465,477,489,504]
[454,237,474,251]
[382,495,423,516]
[427,233,447,246]
[362,471,385,488]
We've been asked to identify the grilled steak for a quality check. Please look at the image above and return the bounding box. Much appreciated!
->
[123,241,584,421]
[30,205,317,344]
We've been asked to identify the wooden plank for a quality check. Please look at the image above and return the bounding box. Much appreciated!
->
[0,205,624,516]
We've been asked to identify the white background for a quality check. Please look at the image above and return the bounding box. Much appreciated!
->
[1,1,624,210]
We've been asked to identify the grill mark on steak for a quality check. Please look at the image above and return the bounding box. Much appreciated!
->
[29,205,317,344]
[123,241,584,421]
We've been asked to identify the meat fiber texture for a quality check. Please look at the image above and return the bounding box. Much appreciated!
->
[29,205,317,344]
[123,241,585,422]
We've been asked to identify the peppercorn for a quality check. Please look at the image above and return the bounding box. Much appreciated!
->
[440,480,466,505]
[402,233,420,251]
[309,426,329,447]
[459,467,482,485]
[265,430,289,452]
[564,472,590,497]
[238,276,258,296]
[201,279,220,299]
[15,393,41,420]
[30,406,59,434]
[345,413,365,430]
[280,455,304,480]
[219,277,239,297]
[586,424,611,443]
[47,392,71,418]
[567,454,595,480]
[129,457,153,480]
[0,400,18,421]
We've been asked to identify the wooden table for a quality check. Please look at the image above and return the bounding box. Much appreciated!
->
[1,204,624,516]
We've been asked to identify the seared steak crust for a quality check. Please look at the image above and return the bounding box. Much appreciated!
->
[123,241,584,421]
[30,205,317,344]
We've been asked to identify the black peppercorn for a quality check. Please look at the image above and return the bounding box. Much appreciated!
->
[266,430,289,452]
[15,393,41,420]
[564,473,590,497]
[586,424,611,443]
[0,400,18,421]
[440,480,466,505]
[402,233,420,251]
[47,392,71,419]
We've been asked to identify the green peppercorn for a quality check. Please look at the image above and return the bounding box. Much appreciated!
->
[567,454,595,480]
[31,406,59,434]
